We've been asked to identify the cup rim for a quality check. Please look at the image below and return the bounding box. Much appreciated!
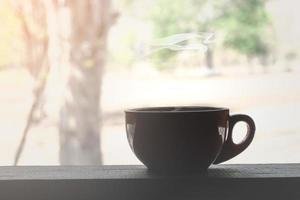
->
[125,106,229,113]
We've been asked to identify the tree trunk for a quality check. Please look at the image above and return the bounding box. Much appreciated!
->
[247,56,254,74]
[205,47,214,69]
[56,0,112,165]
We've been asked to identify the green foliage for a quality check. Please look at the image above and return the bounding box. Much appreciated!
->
[109,26,137,68]
[149,0,199,37]
[217,0,270,58]
[147,0,205,67]
[148,0,271,66]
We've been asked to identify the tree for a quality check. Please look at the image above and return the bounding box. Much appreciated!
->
[147,0,271,70]
[148,0,207,68]
[217,0,270,62]
[56,0,116,164]
[13,0,116,165]
[13,0,50,165]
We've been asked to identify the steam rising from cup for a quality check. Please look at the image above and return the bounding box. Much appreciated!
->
[146,32,214,57]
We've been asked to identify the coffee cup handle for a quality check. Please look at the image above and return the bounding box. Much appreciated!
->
[213,114,255,164]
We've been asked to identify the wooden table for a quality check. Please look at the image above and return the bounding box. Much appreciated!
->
[0,164,299,200]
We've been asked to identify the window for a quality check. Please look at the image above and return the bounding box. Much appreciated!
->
[0,0,299,166]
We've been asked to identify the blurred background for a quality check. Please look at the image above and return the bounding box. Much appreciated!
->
[0,0,300,165]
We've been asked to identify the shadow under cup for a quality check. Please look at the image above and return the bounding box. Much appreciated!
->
[125,106,255,172]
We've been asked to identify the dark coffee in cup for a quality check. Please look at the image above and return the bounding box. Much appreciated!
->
[125,106,255,172]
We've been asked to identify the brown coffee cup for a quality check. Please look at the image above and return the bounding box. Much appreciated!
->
[125,106,255,172]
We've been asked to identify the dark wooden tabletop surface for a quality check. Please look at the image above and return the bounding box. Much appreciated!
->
[0,164,299,180]
[0,164,299,200]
